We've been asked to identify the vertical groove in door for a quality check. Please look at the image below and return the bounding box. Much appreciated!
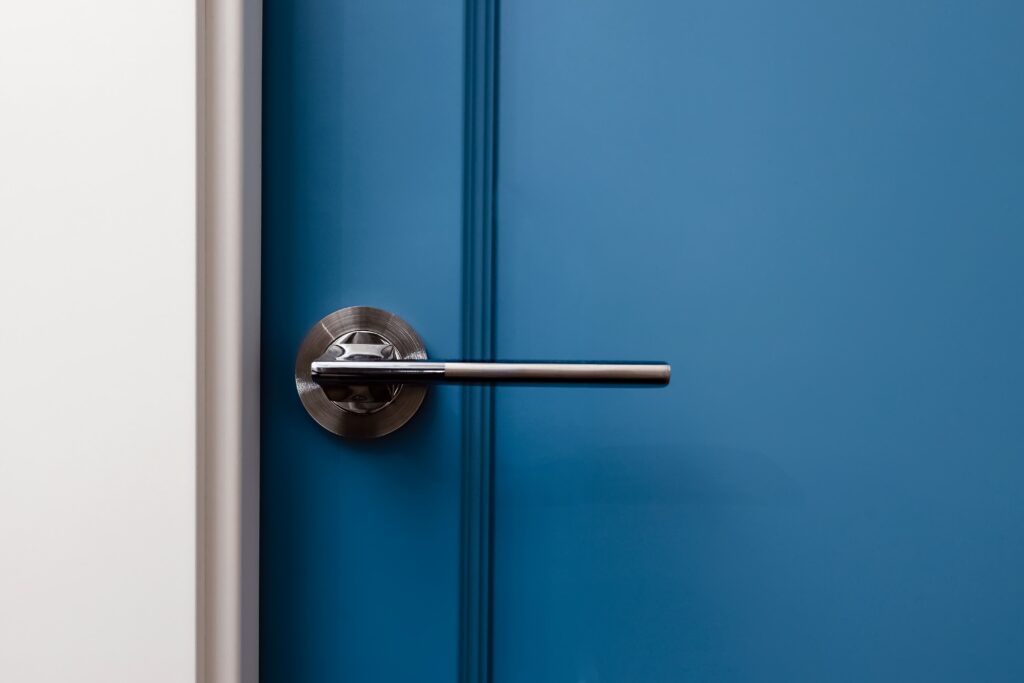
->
[459,0,499,681]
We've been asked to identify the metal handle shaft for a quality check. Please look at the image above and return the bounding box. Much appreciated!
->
[311,359,671,385]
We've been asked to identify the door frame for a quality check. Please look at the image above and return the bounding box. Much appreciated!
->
[198,0,262,681]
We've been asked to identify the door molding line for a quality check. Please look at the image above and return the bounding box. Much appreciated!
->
[459,0,499,681]
[197,1,262,681]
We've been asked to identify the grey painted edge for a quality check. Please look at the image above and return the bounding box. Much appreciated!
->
[197,1,261,682]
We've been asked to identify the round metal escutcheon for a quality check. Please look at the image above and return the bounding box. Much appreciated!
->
[294,306,428,438]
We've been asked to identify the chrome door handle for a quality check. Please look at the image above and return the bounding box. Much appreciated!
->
[296,306,670,438]
[312,355,669,385]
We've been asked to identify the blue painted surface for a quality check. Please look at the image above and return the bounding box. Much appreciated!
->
[264,0,1024,681]
[261,2,465,681]
[495,0,1024,680]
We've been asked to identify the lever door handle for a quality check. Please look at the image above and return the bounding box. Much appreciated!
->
[296,306,671,438]
[312,353,669,385]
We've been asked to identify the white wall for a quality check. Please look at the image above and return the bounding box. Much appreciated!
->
[0,3,197,681]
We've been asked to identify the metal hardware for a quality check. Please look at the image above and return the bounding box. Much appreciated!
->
[295,307,427,438]
[313,358,670,385]
[296,306,670,438]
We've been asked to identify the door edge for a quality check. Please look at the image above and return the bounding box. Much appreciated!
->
[197,1,262,682]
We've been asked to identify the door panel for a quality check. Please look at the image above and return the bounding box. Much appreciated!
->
[263,0,1024,681]
[262,2,464,680]
[494,0,1024,680]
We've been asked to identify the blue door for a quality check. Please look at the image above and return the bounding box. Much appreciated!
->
[263,1,1024,681]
